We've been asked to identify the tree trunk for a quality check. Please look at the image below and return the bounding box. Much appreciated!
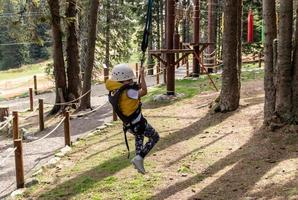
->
[157,0,161,50]
[79,0,100,110]
[236,0,242,91]
[263,0,277,125]
[104,0,111,81]
[207,0,218,73]
[48,0,67,114]
[192,0,200,77]
[275,0,293,122]
[216,0,240,112]
[66,0,81,102]
[292,7,298,122]
[148,36,154,75]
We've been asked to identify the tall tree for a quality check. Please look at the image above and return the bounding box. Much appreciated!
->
[207,0,217,56]
[236,0,242,90]
[79,0,100,110]
[66,0,82,101]
[0,1,27,70]
[292,4,298,122]
[263,0,277,125]
[275,0,293,122]
[215,0,240,112]
[48,0,67,113]
[192,0,200,77]
[104,0,111,81]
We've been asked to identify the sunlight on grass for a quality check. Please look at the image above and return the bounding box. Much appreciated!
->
[0,60,50,81]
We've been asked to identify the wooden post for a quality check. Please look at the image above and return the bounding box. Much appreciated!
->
[157,61,160,85]
[186,55,190,77]
[0,107,9,122]
[14,139,24,188]
[104,68,109,82]
[29,88,33,111]
[113,110,118,121]
[39,99,44,131]
[64,111,71,146]
[33,75,37,95]
[135,63,139,79]
[258,51,262,68]
[12,111,19,140]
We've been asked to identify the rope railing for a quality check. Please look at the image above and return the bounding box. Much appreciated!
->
[46,89,92,106]
[203,50,216,57]
[146,69,165,78]
[0,116,13,131]
[0,147,17,167]
[19,103,40,120]
[70,104,105,118]
[27,117,65,145]
[203,56,216,61]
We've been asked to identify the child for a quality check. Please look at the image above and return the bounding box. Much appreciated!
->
[105,63,160,174]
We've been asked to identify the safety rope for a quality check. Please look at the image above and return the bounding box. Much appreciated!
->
[27,117,65,145]
[0,147,17,167]
[49,89,91,106]
[0,116,13,131]
[203,50,216,57]
[203,56,217,61]
[70,104,105,118]
[20,103,40,120]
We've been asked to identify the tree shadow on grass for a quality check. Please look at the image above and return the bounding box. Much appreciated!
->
[34,99,266,199]
[150,124,298,200]
[35,110,236,199]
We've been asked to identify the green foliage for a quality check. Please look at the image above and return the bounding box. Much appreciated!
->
[95,1,138,67]
[0,0,51,70]
[242,1,263,54]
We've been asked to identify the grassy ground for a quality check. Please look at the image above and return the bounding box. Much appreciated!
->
[17,72,298,200]
[143,67,264,104]
[15,66,296,200]
[0,61,49,81]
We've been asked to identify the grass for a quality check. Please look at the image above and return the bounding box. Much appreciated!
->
[20,125,161,200]
[143,67,264,105]
[0,60,49,81]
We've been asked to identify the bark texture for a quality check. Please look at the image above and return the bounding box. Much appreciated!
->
[263,0,277,125]
[217,0,240,112]
[275,1,293,122]
[66,0,82,101]
[79,0,100,110]
[48,0,67,114]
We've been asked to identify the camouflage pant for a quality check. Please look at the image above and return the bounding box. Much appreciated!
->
[129,119,160,158]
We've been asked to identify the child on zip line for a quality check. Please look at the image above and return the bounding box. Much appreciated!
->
[105,63,160,174]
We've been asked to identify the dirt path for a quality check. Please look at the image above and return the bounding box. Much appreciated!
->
[19,78,298,200]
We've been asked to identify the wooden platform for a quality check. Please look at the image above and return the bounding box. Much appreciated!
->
[148,49,194,54]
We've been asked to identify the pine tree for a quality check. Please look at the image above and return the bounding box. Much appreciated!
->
[0,1,27,70]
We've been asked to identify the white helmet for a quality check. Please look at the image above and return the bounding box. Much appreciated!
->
[111,63,135,81]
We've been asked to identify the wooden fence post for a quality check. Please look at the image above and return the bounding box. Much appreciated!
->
[33,75,37,95]
[12,111,19,140]
[64,111,71,146]
[135,63,139,79]
[258,51,262,68]
[0,107,9,122]
[29,88,33,111]
[14,139,24,188]
[157,61,160,85]
[39,99,44,131]
[186,55,190,77]
[104,68,109,83]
